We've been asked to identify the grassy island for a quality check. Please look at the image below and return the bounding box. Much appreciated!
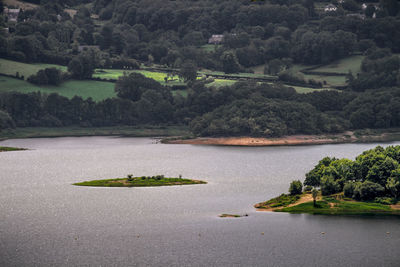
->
[74,175,206,187]
[0,146,26,152]
[256,145,400,216]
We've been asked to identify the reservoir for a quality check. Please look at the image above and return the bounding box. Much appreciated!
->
[1,137,399,266]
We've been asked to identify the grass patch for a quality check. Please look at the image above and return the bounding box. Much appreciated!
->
[277,200,400,216]
[256,193,301,209]
[74,176,207,187]
[288,85,335,94]
[311,55,364,74]
[0,58,66,78]
[93,69,185,86]
[0,76,116,101]
[0,125,190,140]
[206,78,237,88]
[0,146,26,152]
[303,74,347,87]
[200,44,220,52]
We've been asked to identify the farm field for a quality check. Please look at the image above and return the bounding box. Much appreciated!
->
[93,69,185,86]
[311,55,364,74]
[303,73,347,87]
[288,85,335,94]
[0,76,116,101]
[0,58,67,78]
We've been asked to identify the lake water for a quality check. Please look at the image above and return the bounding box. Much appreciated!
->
[0,137,399,266]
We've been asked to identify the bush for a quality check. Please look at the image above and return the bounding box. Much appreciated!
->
[353,181,385,201]
[289,180,303,195]
[343,181,357,198]
[320,176,340,196]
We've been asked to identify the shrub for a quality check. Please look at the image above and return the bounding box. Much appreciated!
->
[343,181,357,198]
[289,180,303,195]
[320,176,341,196]
[127,174,133,181]
[353,181,384,201]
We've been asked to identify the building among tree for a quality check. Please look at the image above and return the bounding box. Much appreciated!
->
[4,8,20,22]
[208,34,224,44]
[324,4,337,12]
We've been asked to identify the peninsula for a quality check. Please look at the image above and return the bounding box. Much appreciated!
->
[255,145,400,216]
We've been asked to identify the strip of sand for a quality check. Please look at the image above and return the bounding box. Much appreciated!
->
[164,130,400,146]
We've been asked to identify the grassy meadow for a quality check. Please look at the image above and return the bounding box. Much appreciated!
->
[311,55,364,74]
[0,58,67,78]
[0,76,116,101]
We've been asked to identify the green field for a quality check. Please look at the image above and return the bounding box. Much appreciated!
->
[288,85,335,94]
[0,58,67,78]
[0,76,116,101]
[74,176,206,187]
[93,69,185,86]
[303,74,347,87]
[311,55,364,74]
[206,78,237,87]
[200,44,220,52]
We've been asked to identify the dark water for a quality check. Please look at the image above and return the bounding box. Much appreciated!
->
[0,137,399,266]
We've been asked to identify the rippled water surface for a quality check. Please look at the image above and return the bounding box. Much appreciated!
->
[1,137,399,266]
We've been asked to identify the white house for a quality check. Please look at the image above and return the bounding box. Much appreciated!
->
[324,4,338,12]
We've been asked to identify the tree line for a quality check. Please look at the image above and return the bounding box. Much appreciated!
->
[1,0,400,74]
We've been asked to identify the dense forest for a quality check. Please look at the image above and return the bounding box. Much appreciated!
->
[1,0,400,137]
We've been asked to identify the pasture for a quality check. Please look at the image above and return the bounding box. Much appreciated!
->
[0,58,67,78]
[0,77,116,101]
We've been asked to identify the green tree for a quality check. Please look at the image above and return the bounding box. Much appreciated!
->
[311,188,318,207]
[320,175,340,196]
[220,51,241,74]
[179,61,197,82]
[386,177,400,198]
[0,110,15,131]
[289,180,303,195]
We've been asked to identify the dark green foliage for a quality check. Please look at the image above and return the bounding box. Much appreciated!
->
[343,181,358,198]
[179,61,197,82]
[27,68,63,86]
[320,176,341,196]
[304,145,400,201]
[304,157,336,186]
[353,181,384,201]
[0,110,15,131]
[289,180,303,195]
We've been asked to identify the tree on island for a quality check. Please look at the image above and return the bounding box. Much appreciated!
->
[289,180,303,195]
[312,188,318,207]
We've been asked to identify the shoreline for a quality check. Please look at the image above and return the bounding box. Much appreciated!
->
[0,126,190,141]
[255,193,400,216]
[163,130,400,146]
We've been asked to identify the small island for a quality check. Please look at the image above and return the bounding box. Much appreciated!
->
[0,146,26,152]
[256,145,400,216]
[74,174,207,187]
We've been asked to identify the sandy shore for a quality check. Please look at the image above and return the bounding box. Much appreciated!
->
[163,131,400,146]
[254,194,316,212]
